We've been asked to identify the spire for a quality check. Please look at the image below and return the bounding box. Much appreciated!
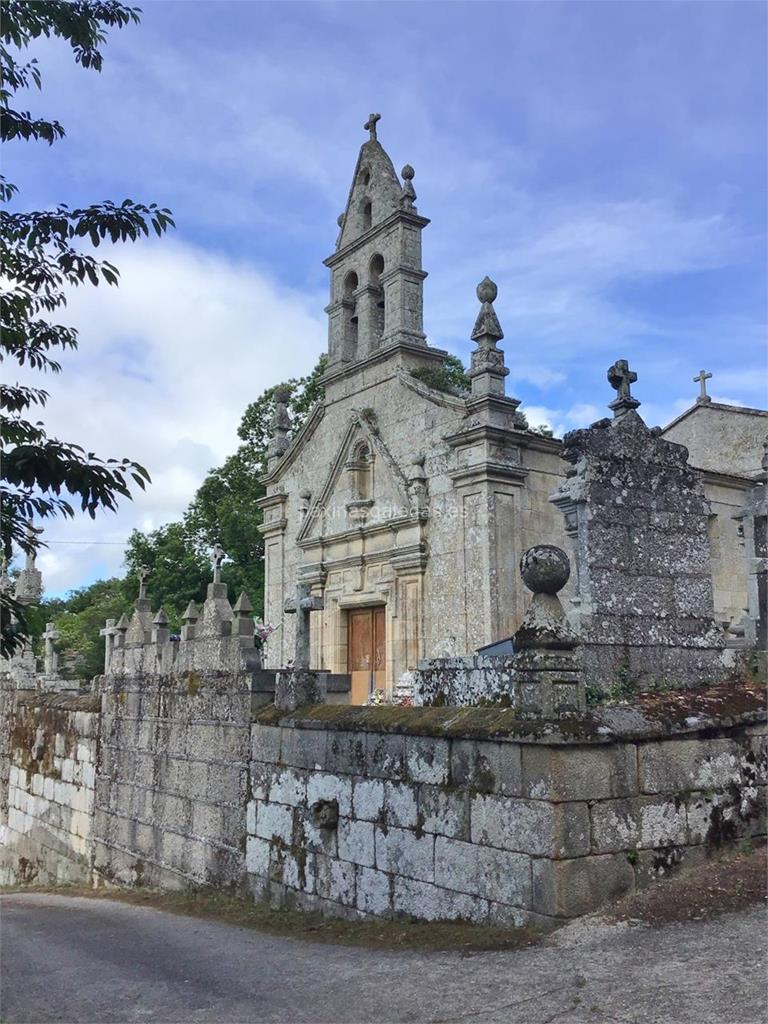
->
[336,114,405,250]
[324,116,432,370]
[467,277,509,397]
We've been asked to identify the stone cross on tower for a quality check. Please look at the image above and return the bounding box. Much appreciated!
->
[284,582,324,670]
[364,112,381,140]
[694,369,712,404]
[43,621,60,677]
[607,359,641,418]
[211,544,226,585]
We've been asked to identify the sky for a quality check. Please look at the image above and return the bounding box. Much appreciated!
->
[7,0,767,596]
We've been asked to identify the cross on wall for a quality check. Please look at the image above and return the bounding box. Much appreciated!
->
[284,582,324,671]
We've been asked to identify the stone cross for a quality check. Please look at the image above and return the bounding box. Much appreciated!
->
[43,621,60,676]
[137,565,152,601]
[211,544,226,584]
[284,582,324,670]
[100,618,117,673]
[364,112,381,140]
[694,369,712,403]
[607,359,641,417]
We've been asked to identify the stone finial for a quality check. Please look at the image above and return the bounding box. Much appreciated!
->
[267,385,292,467]
[114,613,129,651]
[232,592,255,640]
[364,112,381,140]
[468,276,508,398]
[471,277,504,344]
[180,601,198,641]
[512,545,583,716]
[514,546,576,650]
[607,359,640,418]
[400,164,416,209]
[407,453,429,513]
[233,592,253,615]
[182,601,199,623]
[694,369,712,404]
[152,608,170,644]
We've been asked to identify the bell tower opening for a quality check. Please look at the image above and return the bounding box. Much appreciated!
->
[369,253,385,345]
[343,270,359,359]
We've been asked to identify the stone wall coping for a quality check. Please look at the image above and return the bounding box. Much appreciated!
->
[254,681,766,746]
[15,692,100,712]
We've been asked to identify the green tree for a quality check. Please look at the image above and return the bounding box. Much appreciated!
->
[410,353,471,395]
[122,522,208,628]
[1,1,174,655]
[52,577,130,678]
[236,353,328,474]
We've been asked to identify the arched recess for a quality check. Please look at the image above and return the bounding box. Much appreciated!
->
[348,439,374,501]
[361,199,373,232]
[343,270,359,359]
[369,253,385,345]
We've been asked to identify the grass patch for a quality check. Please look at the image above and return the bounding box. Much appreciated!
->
[1,883,548,953]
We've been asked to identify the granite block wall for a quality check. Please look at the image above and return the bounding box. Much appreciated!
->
[245,710,767,924]
[0,693,99,885]
[91,671,251,890]
[1,673,765,928]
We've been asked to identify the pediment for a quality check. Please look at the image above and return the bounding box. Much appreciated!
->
[298,411,412,544]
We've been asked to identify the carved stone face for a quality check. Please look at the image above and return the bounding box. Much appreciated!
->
[311,798,339,830]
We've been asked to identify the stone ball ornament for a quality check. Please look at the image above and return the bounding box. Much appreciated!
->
[401,164,415,181]
[520,545,570,595]
[476,275,498,304]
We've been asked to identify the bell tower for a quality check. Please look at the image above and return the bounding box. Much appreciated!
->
[324,115,433,369]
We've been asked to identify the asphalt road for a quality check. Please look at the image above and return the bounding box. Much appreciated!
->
[1,893,765,1024]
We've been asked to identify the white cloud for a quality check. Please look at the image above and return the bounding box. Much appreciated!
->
[12,239,325,594]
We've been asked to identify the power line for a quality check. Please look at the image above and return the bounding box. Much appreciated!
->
[40,540,129,546]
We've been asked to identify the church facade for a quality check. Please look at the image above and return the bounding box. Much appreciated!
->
[257,116,568,699]
[258,117,766,699]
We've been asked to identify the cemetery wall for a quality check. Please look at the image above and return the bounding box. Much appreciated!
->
[0,692,99,885]
[1,675,765,928]
[245,700,767,924]
[91,671,251,890]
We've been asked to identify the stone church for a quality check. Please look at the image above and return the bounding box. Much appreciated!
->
[258,115,766,700]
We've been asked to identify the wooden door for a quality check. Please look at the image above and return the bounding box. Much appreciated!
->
[348,606,386,704]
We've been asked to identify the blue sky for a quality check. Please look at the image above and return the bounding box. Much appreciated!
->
[8,0,767,594]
